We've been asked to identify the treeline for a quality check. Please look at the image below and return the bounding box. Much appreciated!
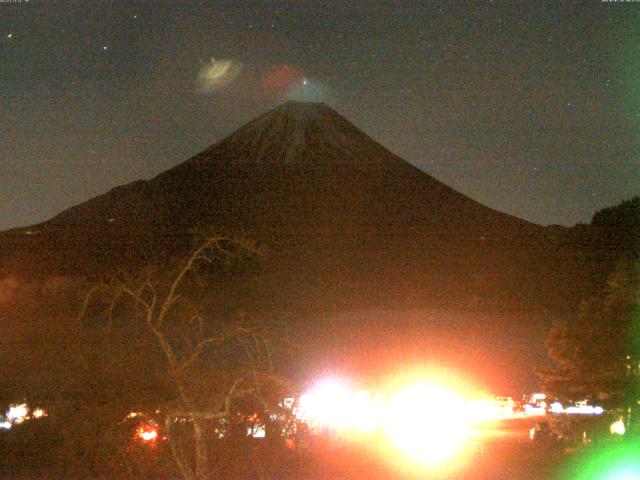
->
[540,196,640,415]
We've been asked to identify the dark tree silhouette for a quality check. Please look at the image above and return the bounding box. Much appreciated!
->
[540,197,639,421]
[77,235,298,480]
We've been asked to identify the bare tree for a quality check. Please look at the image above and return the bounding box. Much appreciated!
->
[80,235,296,480]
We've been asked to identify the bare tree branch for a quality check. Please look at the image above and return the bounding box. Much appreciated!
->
[76,234,293,480]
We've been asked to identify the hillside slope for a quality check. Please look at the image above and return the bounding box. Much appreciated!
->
[1,102,566,311]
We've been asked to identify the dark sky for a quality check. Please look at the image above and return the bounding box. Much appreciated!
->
[2,0,639,231]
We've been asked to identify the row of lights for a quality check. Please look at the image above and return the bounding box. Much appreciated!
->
[0,404,47,430]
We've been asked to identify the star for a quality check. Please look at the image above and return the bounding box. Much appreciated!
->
[103,46,108,51]
[7,34,12,39]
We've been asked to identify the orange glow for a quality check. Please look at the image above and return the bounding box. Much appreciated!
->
[381,382,470,466]
[296,368,499,474]
[31,408,46,419]
[466,399,505,423]
[297,379,383,434]
[136,426,158,442]
[297,378,354,430]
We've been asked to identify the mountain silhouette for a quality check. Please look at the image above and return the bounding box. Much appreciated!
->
[2,101,566,311]
[1,101,604,391]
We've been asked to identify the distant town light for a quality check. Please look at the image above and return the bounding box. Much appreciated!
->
[136,427,158,442]
[550,402,564,414]
[7,404,28,423]
[565,405,604,415]
[524,404,546,416]
[32,408,46,418]
[247,425,266,438]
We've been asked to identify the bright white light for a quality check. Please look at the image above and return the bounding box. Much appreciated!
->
[524,404,546,416]
[350,390,382,434]
[0,421,11,430]
[295,379,383,434]
[493,397,515,418]
[604,468,640,480]
[248,425,266,438]
[610,419,626,435]
[136,427,158,442]
[297,379,355,430]
[382,383,470,466]
[466,399,503,423]
[295,375,521,469]
[564,404,604,415]
[550,402,564,414]
[7,404,28,422]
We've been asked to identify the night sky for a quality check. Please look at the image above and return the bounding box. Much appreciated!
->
[2,1,639,231]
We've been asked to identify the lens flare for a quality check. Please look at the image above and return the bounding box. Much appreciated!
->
[261,64,304,99]
[565,440,640,480]
[296,372,498,474]
[196,58,243,94]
